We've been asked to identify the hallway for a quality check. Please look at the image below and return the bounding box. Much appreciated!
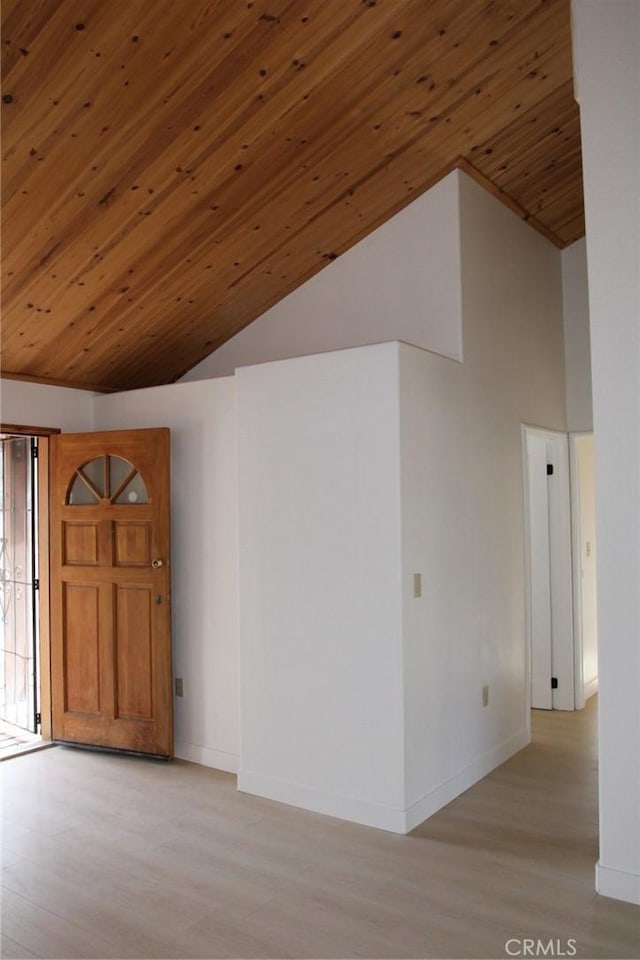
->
[1,698,638,959]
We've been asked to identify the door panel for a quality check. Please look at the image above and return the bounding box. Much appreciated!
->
[63,522,99,565]
[525,428,575,712]
[63,583,100,714]
[50,428,172,757]
[114,584,153,720]
[113,521,151,566]
[546,434,574,710]
[527,433,553,710]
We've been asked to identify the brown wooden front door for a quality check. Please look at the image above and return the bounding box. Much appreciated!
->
[50,429,173,757]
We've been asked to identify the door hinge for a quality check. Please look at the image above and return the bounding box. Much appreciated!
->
[35,712,41,726]
[31,444,38,459]
[34,578,40,591]
[551,677,558,689]
[546,463,554,475]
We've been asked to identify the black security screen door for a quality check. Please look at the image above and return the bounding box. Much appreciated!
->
[0,436,39,733]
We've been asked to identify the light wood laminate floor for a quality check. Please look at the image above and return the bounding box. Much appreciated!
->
[1,697,638,959]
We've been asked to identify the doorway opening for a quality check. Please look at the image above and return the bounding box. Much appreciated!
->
[0,434,42,758]
[0,424,56,760]
[522,425,599,716]
[0,423,173,760]
[569,432,599,709]
[523,425,574,712]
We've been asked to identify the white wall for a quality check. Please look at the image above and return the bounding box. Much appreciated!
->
[235,170,567,833]
[572,0,640,905]
[562,239,593,432]
[399,172,567,827]
[236,343,406,831]
[93,378,239,772]
[0,378,95,432]
[182,172,462,381]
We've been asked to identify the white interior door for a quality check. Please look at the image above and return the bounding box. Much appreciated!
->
[546,434,574,710]
[527,433,553,709]
[524,427,575,711]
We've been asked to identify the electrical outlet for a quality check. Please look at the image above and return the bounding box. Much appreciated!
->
[175,677,184,697]
[413,573,422,598]
[482,685,489,707]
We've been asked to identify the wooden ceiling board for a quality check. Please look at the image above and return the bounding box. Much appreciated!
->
[471,83,584,246]
[553,212,585,246]
[116,7,576,354]
[473,86,578,173]
[1,0,584,391]
[2,4,568,382]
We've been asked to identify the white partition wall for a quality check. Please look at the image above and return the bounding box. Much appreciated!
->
[182,171,463,381]
[235,169,568,834]
[562,239,593,433]
[236,343,407,831]
[572,0,640,905]
[399,174,566,826]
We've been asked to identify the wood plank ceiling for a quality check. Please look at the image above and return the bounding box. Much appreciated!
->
[1,0,583,392]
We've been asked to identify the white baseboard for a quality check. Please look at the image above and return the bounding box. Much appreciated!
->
[584,677,599,701]
[596,862,640,905]
[237,769,407,833]
[239,728,530,835]
[175,740,239,774]
[403,728,530,832]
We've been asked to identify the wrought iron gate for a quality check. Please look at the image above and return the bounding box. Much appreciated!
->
[0,436,39,733]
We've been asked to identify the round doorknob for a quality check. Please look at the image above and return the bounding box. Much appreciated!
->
[151,558,164,568]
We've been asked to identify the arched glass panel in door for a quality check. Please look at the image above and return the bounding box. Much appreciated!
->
[66,455,148,505]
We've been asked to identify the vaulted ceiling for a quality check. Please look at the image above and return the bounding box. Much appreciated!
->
[1,0,583,392]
